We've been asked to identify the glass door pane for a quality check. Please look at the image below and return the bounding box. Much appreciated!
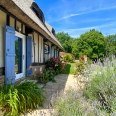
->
[15,38,22,74]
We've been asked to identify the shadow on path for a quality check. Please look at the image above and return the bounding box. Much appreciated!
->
[25,74,77,116]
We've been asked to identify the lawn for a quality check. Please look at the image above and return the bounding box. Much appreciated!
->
[61,63,76,74]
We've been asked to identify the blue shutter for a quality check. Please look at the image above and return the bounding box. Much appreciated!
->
[4,26,16,84]
[26,36,32,76]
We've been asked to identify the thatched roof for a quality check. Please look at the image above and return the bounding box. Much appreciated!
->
[0,0,64,51]
[45,22,63,48]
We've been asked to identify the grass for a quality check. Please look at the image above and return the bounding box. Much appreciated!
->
[61,63,76,74]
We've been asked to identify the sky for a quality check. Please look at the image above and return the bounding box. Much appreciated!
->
[35,0,116,38]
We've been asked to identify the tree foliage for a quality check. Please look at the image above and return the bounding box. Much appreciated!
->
[56,32,73,53]
[105,34,116,57]
[72,29,106,60]
[57,30,116,60]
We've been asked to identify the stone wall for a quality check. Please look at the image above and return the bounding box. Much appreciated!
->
[0,75,5,86]
[0,65,46,85]
[32,65,45,78]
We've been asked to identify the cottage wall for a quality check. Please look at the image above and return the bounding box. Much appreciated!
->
[49,42,52,58]
[0,10,6,84]
[28,32,44,64]
[28,33,34,62]
[39,35,44,63]
[0,6,61,84]
[44,42,49,62]
[34,32,38,63]
[10,17,15,28]
[0,10,6,68]
[52,46,56,57]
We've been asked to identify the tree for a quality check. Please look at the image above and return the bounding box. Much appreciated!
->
[56,32,73,53]
[72,29,106,60]
[71,38,79,58]
[105,34,116,57]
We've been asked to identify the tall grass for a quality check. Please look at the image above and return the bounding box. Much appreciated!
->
[0,81,44,116]
[51,57,116,116]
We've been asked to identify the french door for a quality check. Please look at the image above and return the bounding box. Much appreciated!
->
[15,32,26,80]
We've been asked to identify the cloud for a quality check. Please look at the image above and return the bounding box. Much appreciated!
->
[82,18,112,23]
[60,5,116,20]
[60,14,79,20]
[64,22,116,32]
[56,21,116,37]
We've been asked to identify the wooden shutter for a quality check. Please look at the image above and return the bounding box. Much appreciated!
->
[26,36,32,76]
[4,26,16,84]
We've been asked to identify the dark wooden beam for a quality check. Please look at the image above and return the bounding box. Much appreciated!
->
[21,23,23,33]
[14,19,16,30]
[38,34,39,63]
[6,15,10,26]
[33,33,35,63]
[32,63,45,66]
[0,67,5,76]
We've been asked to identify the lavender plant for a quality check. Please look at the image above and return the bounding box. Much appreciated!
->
[83,56,116,114]
[51,88,107,116]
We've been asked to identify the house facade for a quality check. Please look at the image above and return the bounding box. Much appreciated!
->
[0,0,64,85]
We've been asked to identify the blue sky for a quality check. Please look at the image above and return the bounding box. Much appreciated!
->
[35,0,116,38]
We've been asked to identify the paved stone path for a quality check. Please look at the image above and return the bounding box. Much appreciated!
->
[43,74,78,107]
[24,74,78,116]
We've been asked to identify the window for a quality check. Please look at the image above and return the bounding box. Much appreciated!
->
[44,44,49,54]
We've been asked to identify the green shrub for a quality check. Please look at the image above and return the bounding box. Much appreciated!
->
[63,54,74,63]
[75,60,86,75]
[45,57,63,74]
[83,58,116,114]
[0,81,44,116]
[39,69,56,83]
